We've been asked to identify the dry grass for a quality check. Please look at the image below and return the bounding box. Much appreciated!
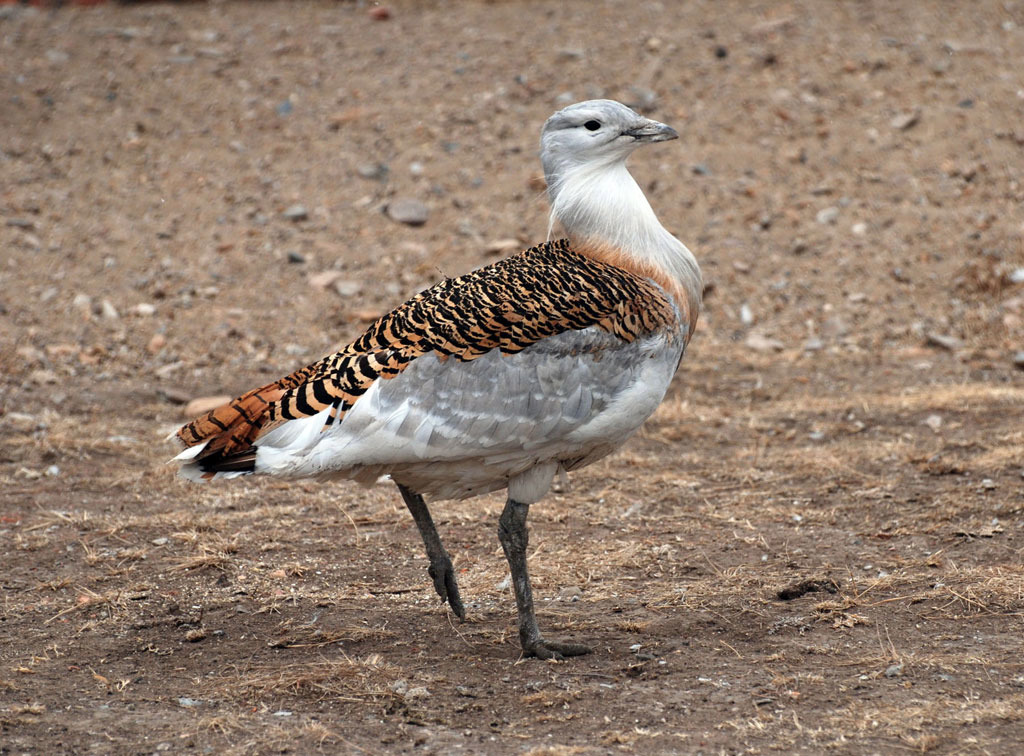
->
[218,655,404,705]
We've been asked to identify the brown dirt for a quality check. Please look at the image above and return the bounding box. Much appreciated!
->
[3,1,1024,754]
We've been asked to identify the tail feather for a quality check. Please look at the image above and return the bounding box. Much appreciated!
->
[175,383,287,462]
[193,448,258,475]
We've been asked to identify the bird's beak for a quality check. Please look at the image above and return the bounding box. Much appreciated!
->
[622,119,678,143]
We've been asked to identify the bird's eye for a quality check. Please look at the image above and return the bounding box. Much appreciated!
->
[583,120,601,131]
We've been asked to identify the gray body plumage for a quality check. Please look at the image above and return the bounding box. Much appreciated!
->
[256,323,686,501]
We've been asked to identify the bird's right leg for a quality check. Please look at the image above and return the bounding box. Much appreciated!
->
[396,483,465,620]
[498,497,591,660]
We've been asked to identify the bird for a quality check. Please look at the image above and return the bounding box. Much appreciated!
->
[171,99,702,660]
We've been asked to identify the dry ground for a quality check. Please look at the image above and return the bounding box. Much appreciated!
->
[2,1,1024,754]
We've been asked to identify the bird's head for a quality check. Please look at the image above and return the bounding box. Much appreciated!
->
[540,99,677,185]
[538,99,701,321]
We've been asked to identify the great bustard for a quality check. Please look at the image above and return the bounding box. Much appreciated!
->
[172,100,702,660]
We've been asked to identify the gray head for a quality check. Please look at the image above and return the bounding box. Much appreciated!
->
[540,99,677,185]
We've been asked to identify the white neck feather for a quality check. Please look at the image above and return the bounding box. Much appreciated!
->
[546,160,702,311]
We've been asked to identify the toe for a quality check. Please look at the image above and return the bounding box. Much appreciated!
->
[524,638,592,660]
[428,557,465,619]
[444,568,466,619]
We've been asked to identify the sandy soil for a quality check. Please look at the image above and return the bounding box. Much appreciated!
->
[2,1,1024,754]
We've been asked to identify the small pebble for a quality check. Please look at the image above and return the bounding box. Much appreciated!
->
[357,162,389,180]
[925,332,963,351]
[557,585,583,602]
[183,395,231,418]
[282,204,308,221]
[745,333,785,353]
[740,303,754,326]
[308,271,343,289]
[890,110,920,130]
[816,206,840,225]
[1013,351,1024,370]
[30,369,58,385]
[287,251,306,264]
[386,198,429,226]
[333,279,362,298]
[483,239,520,256]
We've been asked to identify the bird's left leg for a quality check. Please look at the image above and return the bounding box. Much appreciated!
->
[396,483,465,619]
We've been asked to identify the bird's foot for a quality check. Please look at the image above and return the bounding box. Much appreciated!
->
[427,555,465,620]
[522,637,592,661]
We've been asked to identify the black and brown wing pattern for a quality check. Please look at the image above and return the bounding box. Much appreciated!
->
[174,239,680,471]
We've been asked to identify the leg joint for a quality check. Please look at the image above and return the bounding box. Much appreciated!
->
[498,498,530,549]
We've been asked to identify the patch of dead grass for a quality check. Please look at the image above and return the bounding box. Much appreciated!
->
[268,622,396,649]
[835,692,1024,739]
[43,587,128,625]
[215,654,404,705]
